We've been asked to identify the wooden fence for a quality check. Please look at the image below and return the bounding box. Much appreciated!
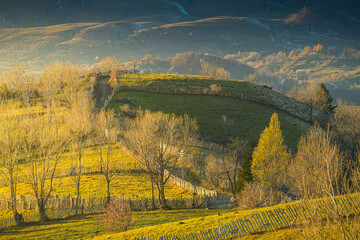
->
[130,194,360,240]
[0,193,219,229]
[0,193,219,211]
[0,162,217,198]
[0,162,141,188]
[165,170,217,197]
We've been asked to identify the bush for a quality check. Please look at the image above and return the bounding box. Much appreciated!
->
[209,84,222,94]
[0,82,11,99]
[99,196,134,232]
[236,183,281,210]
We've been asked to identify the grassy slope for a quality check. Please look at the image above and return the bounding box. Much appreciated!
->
[0,209,235,240]
[0,173,190,198]
[92,192,360,239]
[237,217,360,240]
[109,84,310,148]
[0,145,192,198]
[93,204,291,239]
[2,193,360,240]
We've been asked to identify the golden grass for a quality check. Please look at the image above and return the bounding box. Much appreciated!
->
[94,193,360,239]
[0,209,236,240]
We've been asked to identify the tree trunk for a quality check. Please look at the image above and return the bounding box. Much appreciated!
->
[159,184,167,209]
[106,180,111,204]
[10,169,23,226]
[151,178,155,210]
[228,174,236,199]
[75,149,82,215]
[75,177,80,215]
[13,211,23,226]
[38,202,48,221]
[158,185,161,207]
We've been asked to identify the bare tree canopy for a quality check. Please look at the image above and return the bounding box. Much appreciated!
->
[289,126,347,199]
[124,110,198,209]
[95,109,120,204]
[330,101,360,161]
[25,111,69,221]
[0,102,25,225]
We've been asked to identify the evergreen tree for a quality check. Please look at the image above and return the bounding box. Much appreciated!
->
[314,83,336,113]
[251,113,290,189]
[314,83,336,126]
[236,145,253,192]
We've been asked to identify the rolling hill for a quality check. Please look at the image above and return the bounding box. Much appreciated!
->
[105,74,314,148]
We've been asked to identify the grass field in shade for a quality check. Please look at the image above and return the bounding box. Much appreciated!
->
[110,90,310,148]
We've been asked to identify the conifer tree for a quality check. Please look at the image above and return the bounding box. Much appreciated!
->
[314,83,336,113]
[236,145,253,192]
[251,113,290,189]
[314,83,336,126]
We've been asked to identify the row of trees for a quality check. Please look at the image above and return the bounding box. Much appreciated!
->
[248,111,360,239]
[0,62,202,226]
[0,62,119,224]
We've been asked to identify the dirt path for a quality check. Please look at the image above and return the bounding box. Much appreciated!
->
[92,75,111,109]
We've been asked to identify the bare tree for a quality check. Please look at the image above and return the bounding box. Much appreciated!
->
[330,101,360,161]
[289,126,357,239]
[99,56,120,73]
[204,139,249,198]
[40,61,83,108]
[25,112,68,221]
[199,60,212,76]
[95,109,120,204]
[289,126,347,200]
[215,67,231,79]
[0,103,24,225]
[287,83,317,121]
[222,139,249,198]
[129,57,139,73]
[98,57,121,87]
[66,96,94,215]
[124,110,198,209]
[0,63,29,99]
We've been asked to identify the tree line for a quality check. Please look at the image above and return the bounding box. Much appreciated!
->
[0,61,201,226]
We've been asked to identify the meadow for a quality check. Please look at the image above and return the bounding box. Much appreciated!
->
[2,192,358,240]
[0,144,192,200]
[109,90,310,148]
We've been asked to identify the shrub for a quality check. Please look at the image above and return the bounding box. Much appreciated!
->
[99,196,134,232]
[236,183,281,210]
[0,82,11,99]
[209,84,222,94]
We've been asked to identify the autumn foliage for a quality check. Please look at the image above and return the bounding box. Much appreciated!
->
[251,113,290,189]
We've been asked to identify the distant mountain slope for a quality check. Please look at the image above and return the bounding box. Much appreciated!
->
[0,0,359,105]
[1,0,359,27]
[1,15,359,73]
